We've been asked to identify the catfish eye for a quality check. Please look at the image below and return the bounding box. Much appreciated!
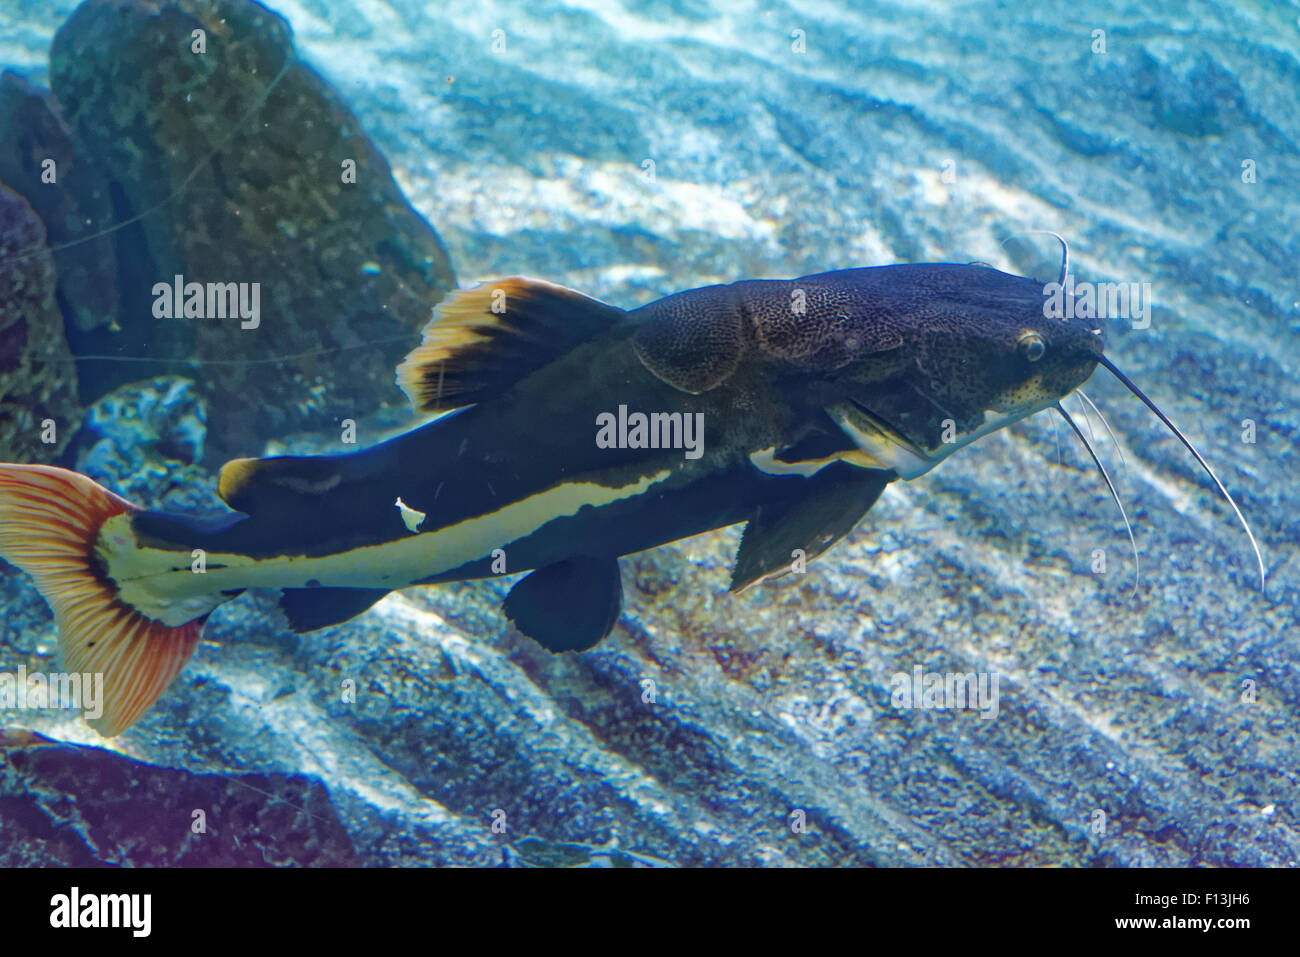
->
[1018,332,1046,362]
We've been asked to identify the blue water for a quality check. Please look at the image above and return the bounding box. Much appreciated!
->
[0,0,1296,867]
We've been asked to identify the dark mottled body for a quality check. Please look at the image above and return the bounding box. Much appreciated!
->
[0,261,1113,734]
[120,263,1102,639]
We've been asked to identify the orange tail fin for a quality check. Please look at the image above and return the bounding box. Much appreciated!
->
[0,465,206,736]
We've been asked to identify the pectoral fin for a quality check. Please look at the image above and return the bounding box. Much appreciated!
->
[730,463,891,593]
[503,556,623,653]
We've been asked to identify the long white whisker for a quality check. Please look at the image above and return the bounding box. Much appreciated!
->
[1077,389,1127,475]
[1099,355,1266,591]
[1073,392,1100,448]
[1047,408,1064,470]
[1042,408,1066,512]
[1056,403,1140,599]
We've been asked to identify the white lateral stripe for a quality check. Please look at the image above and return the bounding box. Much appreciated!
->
[110,470,674,618]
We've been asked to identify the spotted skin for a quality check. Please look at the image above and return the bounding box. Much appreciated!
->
[633,263,1103,457]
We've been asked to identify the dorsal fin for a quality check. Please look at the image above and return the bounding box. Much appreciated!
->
[396,277,625,412]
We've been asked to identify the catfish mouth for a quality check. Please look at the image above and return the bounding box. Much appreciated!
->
[825,325,1104,479]
[986,355,1101,416]
[832,349,1099,479]
[830,395,1058,480]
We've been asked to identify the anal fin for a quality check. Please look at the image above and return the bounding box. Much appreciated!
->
[503,556,623,653]
[279,586,390,633]
[731,463,891,593]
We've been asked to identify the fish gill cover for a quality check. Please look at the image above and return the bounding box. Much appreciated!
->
[0,0,1295,870]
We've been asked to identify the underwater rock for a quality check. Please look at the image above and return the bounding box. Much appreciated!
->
[73,376,222,511]
[0,182,80,463]
[0,728,359,866]
[0,70,118,336]
[48,0,456,461]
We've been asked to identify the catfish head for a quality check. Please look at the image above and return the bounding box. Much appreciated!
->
[631,256,1262,589]
[631,262,1103,479]
[799,262,1106,478]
